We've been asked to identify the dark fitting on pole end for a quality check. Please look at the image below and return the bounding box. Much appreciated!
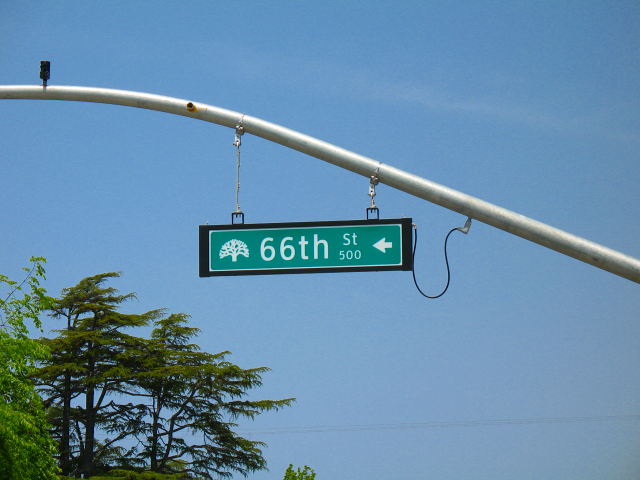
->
[40,60,50,87]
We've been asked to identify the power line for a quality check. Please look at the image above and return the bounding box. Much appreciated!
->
[239,414,640,436]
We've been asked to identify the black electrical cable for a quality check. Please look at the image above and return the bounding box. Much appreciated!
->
[412,226,461,299]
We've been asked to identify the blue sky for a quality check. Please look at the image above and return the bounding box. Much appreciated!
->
[1,1,639,479]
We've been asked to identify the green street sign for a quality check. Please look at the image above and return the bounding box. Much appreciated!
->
[199,218,413,276]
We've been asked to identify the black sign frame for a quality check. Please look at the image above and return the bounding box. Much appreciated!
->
[199,218,413,277]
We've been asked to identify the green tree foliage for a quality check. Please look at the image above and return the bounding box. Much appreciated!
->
[37,273,294,479]
[84,469,189,480]
[0,257,58,479]
[283,464,316,480]
[37,272,162,477]
[112,313,294,479]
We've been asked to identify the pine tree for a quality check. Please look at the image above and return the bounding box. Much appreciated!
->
[108,312,294,479]
[37,273,295,479]
[37,272,161,477]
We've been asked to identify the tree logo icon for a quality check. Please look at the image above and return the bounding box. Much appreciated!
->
[219,239,250,262]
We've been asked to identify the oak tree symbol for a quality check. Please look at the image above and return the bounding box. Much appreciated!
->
[219,239,250,262]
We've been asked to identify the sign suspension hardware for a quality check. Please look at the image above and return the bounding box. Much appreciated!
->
[366,164,382,220]
[199,147,418,276]
[231,118,245,225]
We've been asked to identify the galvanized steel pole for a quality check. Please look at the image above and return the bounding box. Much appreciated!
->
[2,85,639,283]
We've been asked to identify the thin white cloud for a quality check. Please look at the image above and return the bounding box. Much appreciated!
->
[356,76,640,143]
[222,46,640,143]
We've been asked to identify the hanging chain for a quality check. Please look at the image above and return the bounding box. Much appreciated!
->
[233,122,244,214]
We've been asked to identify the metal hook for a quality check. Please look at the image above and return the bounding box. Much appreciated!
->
[366,165,382,220]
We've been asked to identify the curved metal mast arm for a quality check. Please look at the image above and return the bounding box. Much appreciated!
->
[1,84,639,283]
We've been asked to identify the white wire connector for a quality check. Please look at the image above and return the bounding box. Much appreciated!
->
[456,217,473,234]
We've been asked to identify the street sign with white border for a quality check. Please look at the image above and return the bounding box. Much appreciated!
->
[199,218,413,277]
